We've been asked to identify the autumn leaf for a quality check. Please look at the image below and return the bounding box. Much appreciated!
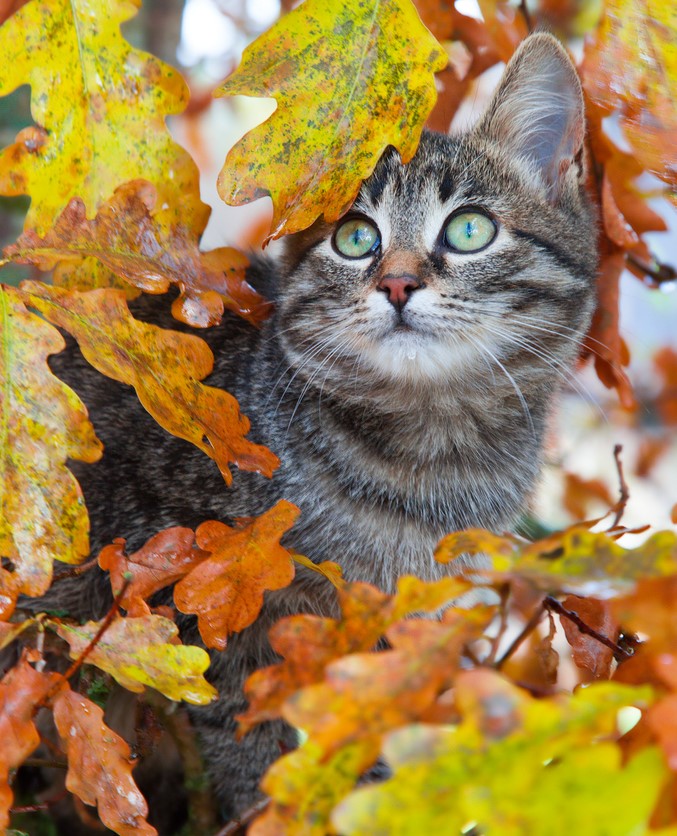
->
[216,0,447,239]
[562,472,615,521]
[0,656,63,830]
[0,285,102,598]
[333,674,659,835]
[581,0,677,195]
[173,500,300,650]
[53,689,156,836]
[4,181,272,328]
[53,615,217,705]
[98,528,210,618]
[21,282,279,484]
[238,576,471,733]
[0,0,208,237]
[560,595,619,678]
[436,525,677,596]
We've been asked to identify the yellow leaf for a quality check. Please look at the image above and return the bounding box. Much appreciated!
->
[0,285,102,597]
[216,0,447,239]
[53,689,156,836]
[0,0,208,237]
[21,283,279,485]
[54,615,218,705]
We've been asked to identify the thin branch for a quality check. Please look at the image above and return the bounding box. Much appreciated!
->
[544,596,632,662]
[24,757,68,770]
[627,252,676,286]
[486,584,510,665]
[495,602,546,670]
[213,798,270,836]
[53,554,100,581]
[608,444,630,530]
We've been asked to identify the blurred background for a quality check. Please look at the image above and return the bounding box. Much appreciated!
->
[1,0,675,537]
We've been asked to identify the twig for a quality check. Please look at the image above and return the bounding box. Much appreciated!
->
[627,252,676,286]
[24,757,68,770]
[608,444,630,530]
[463,643,482,667]
[544,596,632,662]
[486,584,510,665]
[495,602,546,670]
[213,798,270,836]
[53,554,100,581]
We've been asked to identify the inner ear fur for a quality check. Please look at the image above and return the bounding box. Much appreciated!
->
[475,32,586,200]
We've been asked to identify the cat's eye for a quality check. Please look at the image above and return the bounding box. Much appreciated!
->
[333,218,381,259]
[443,210,497,253]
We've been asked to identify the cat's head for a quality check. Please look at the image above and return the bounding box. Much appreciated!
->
[277,33,598,395]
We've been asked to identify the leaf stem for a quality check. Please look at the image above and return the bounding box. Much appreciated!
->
[608,443,630,530]
[213,798,270,835]
[627,252,676,285]
[495,602,545,669]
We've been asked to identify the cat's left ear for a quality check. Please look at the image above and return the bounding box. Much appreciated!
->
[475,33,585,201]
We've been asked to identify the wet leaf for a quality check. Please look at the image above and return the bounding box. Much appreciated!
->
[98,528,210,618]
[173,501,300,650]
[0,656,63,830]
[216,0,447,239]
[21,282,279,485]
[53,689,156,836]
[0,285,102,598]
[5,182,271,328]
[0,0,208,236]
[53,615,217,705]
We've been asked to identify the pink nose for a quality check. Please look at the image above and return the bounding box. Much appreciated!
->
[377,275,422,309]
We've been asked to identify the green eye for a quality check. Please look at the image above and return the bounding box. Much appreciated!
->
[333,218,380,258]
[444,211,496,252]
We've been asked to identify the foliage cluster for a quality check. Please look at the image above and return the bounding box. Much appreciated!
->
[0,0,676,833]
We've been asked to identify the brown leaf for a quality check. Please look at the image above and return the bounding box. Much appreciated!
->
[611,575,677,652]
[536,611,559,685]
[655,347,677,426]
[173,501,300,650]
[562,473,615,521]
[53,689,156,836]
[21,282,279,484]
[5,182,272,328]
[561,596,618,678]
[0,656,64,829]
[98,528,210,617]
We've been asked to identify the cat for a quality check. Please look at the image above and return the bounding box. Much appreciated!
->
[30,31,597,827]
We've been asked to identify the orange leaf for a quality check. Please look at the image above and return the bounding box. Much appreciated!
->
[562,472,615,521]
[21,282,279,484]
[5,181,272,328]
[98,528,210,617]
[53,689,156,836]
[561,596,618,678]
[174,500,300,650]
[655,347,677,426]
[0,656,63,830]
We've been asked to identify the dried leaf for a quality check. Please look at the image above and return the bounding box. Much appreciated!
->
[562,472,615,521]
[21,282,279,484]
[0,656,63,830]
[216,0,447,239]
[53,615,217,705]
[98,528,210,617]
[5,182,271,328]
[173,501,300,650]
[53,689,156,836]
[0,285,102,598]
[0,0,208,236]
[561,595,618,678]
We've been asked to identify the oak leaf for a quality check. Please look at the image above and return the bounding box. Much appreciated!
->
[0,285,103,598]
[173,500,300,650]
[53,614,217,705]
[0,0,208,237]
[5,182,272,328]
[238,576,470,733]
[98,528,210,618]
[0,656,63,830]
[560,595,618,678]
[21,283,279,484]
[216,0,447,239]
[53,689,156,836]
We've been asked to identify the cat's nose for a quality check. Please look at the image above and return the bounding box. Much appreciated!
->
[377,274,422,309]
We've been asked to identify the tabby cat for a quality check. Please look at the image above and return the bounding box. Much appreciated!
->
[38,32,597,825]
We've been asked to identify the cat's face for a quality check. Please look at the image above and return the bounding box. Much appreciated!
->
[277,34,598,393]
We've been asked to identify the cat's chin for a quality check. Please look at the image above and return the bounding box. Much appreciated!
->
[360,330,478,383]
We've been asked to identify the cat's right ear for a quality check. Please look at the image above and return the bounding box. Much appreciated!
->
[474,33,586,201]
